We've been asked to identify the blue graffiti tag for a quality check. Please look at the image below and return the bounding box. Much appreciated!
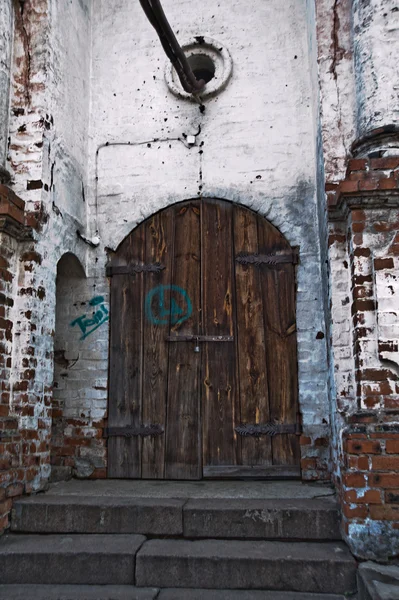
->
[145,285,192,326]
[70,296,109,340]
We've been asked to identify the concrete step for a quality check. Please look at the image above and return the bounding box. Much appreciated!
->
[157,592,352,600]
[0,586,158,600]
[11,496,184,536]
[357,561,399,599]
[0,586,353,600]
[11,494,340,539]
[184,497,340,539]
[136,539,357,594]
[0,534,145,584]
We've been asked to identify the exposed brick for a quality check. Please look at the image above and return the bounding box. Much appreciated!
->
[351,299,375,315]
[0,513,9,532]
[374,257,394,270]
[343,473,367,488]
[347,455,369,470]
[386,440,399,454]
[345,489,382,504]
[360,369,398,382]
[369,505,399,521]
[372,456,399,471]
[346,440,381,454]
[378,177,397,190]
[385,490,399,504]
[351,222,365,233]
[353,247,371,258]
[5,483,23,498]
[370,157,399,170]
[300,436,311,445]
[301,458,317,469]
[0,499,13,515]
[342,503,368,519]
[339,180,359,193]
[359,178,379,192]
[347,159,368,173]
[351,209,367,222]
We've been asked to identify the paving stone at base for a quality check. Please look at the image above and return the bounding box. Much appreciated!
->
[0,585,158,600]
[0,534,145,585]
[358,561,399,600]
[183,497,340,539]
[136,539,357,594]
[157,590,350,599]
[12,496,183,535]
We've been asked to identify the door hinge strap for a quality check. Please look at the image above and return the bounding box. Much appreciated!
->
[235,422,301,437]
[106,263,165,276]
[236,249,299,267]
[104,424,164,438]
[166,335,234,342]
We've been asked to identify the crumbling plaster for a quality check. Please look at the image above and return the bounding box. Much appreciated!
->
[353,0,399,139]
[4,0,92,492]
[0,0,13,169]
[315,0,357,184]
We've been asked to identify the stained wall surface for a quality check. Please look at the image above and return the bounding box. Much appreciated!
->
[85,0,331,479]
[0,0,13,169]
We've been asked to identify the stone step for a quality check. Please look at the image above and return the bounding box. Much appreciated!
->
[136,539,357,594]
[157,591,352,600]
[0,534,145,585]
[11,494,340,539]
[0,585,158,600]
[0,586,352,600]
[184,497,340,539]
[11,496,184,536]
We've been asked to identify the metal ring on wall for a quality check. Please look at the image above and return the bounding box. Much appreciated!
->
[165,37,233,100]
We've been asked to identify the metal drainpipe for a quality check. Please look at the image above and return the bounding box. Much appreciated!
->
[139,0,206,95]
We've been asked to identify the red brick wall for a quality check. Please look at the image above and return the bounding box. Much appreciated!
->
[329,155,399,559]
[0,185,52,535]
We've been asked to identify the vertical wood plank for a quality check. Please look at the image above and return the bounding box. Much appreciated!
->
[107,228,145,478]
[141,210,174,478]
[202,199,238,469]
[165,202,201,479]
[257,219,300,468]
[233,205,272,466]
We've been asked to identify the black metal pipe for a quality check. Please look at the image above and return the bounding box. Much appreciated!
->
[139,0,205,94]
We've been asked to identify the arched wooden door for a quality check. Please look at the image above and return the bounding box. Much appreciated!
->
[107,199,300,479]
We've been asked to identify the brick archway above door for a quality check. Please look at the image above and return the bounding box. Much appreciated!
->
[106,198,301,479]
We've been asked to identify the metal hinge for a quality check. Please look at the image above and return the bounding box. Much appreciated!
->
[236,248,299,267]
[103,424,164,438]
[106,263,165,276]
[235,422,301,437]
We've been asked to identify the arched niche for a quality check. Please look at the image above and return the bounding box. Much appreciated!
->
[51,252,87,482]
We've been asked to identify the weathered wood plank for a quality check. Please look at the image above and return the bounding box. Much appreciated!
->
[108,199,300,480]
[107,227,145,478]
[141,210,174,478]
[203,465,301,478]
[257,219,300,468]
[165,202,202,479]
[233,205,272,467]
[202,199,238,470]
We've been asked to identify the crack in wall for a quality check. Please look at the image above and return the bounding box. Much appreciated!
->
[14,0,32,107]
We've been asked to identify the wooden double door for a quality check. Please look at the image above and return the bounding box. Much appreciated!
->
[107,199,300,479]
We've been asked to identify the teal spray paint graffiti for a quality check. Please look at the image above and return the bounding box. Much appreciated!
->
[70,296,109,339]
[145,285,192,326]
